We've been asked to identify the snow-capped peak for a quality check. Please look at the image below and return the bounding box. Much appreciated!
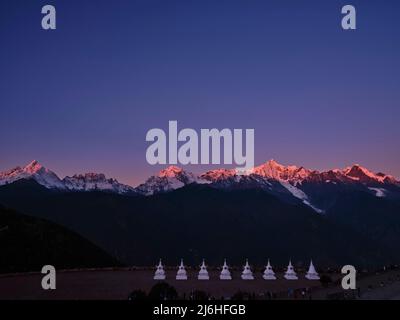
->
[158,166,184,178]
[135,166,198,195]
[23,160,43,174]
[67,172,108,181]
[343,164,394,184]
[251,159,313,183]
[200,168,237,182]
[63,173,134,194]
[0,160,65,189]
[0,161,134,193]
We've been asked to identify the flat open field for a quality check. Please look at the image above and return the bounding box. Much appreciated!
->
[0,268,328,300]
[1,268,400,300]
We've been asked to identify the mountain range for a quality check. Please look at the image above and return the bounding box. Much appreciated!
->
[1,160,399,214]
[0,160,135,193]
[1,160,400,268]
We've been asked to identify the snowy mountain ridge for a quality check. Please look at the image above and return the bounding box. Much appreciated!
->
[0,160,65,190]
[0,160,134,194]
[0,160,398,209]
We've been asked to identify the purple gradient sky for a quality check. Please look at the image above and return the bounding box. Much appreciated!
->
[0,0,399,186]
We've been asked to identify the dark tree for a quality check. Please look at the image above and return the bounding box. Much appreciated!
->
[191,290,208,300]
[148,282,178,300]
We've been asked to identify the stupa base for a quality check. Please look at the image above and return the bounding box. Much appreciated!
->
[305,274,320,280]
[284,274,298,280]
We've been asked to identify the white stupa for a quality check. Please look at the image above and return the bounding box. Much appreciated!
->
[220,259,232,280]
[263,260,277,280]
[305,260,320,280]
[198,259,210,280]
[176,259,188,280]
[284,260,298,280]
[153,259,166,280]
[241,259,254,280]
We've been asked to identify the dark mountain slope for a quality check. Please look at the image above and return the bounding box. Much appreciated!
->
[327,191,400,251]
[0,180,395,268]
[0,205,121,274]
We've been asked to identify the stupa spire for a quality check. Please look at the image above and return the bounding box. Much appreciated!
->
[305,260,320,280]
[263,259,276,280]
[153,258,166,280]
[176,258,188,280]
[220,259,232,280]
[241,259,254,280]
[284,259,298,280]
[198,259,210,280]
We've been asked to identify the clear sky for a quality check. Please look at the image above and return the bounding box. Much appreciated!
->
[1,0,399,185]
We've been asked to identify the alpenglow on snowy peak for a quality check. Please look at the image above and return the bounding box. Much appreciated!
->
[0,160,65,189]
[250,160,314,183]
[0,160,134,194]
[0,160,399,207]
[343,164,398,184]
[63,173,135,193]
[135,165,205,195]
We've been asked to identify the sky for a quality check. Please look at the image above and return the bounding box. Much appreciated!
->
[0,0,399,186]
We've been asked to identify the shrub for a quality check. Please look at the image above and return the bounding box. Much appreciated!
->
[148,282,178,300]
